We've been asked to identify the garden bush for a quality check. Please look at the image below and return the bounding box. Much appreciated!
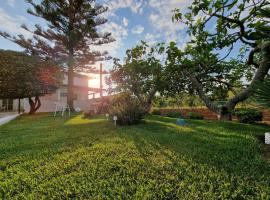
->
[108,93,147,125]
[165,111,182,118]
[188,112,204,120]
[151,109,161,115]
[232,108,263,124]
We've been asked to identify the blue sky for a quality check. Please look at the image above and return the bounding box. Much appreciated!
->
[0,0,192,71]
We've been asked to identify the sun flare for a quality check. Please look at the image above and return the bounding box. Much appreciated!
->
[88,75,100,88]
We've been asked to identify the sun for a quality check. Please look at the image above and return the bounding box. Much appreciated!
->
[88,75,100,88]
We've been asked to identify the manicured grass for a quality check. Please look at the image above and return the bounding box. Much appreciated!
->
[0,114,269,199]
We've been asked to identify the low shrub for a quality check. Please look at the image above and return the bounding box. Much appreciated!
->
[166,111,182,118]
[83,98,110,118]
[188,112,204,120]
[151,109,161,115]
[109,93,147,126]
[232,108,263,124]
[83,110,96,118]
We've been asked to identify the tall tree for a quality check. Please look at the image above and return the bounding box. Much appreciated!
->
[171,0,270,120]
[0,50,62,114]
[111,42,166,111]
[0,0,114,110]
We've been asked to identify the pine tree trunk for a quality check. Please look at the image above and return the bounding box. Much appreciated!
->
[67,66,74,111]
[67,47,75,111]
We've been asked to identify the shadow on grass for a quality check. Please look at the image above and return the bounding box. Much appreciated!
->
[115,116,270,178]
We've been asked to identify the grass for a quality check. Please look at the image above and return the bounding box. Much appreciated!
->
[0,114,270,199]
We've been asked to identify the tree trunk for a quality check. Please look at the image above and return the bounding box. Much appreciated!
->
[219,106,232,121]
[226,42,270,109]
[184,42,270,121]
[67,66,74,111]
[28,96,41,114]
[67,47,75,111]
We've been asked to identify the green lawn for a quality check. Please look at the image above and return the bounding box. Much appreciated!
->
[0,114,269,199]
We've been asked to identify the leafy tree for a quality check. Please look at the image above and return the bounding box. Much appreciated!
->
[170,0,270,120]
[0,50,62,114]
[0,0,114,110]
[111,42,166,111]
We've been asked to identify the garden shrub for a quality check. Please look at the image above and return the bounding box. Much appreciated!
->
[109,93,147,125]
[83,98,110,118]
[232,108,263,124]
[188,112,204,120]
[83,110,96,118]
[152,109,161,115]
[166,111,182,118]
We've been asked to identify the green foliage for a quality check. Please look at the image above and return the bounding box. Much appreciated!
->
[169,0,270,115]
[111,42,166,110]
[232,108,263,124]
[108,93,147,125]
[0,0,114,72]
[153,95,204,109]
[0,50,62,99]
[151,109,161,115]
[252,79,270,108]
[0,114,269,199]
[188,112,204,120]
[166,111,182,118]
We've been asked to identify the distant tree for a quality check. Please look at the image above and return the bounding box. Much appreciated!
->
[111,42,166,111]
[170,0,270,120]
[0,50,62,114]
[0,0,114,111]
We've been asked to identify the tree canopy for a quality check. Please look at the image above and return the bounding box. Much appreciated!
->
[111,42,166,110]
[0,50,62,113]
[169,0,270,120]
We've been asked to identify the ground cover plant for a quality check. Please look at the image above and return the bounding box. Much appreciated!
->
[0,114,269,199]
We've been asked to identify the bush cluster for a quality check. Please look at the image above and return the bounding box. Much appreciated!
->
[188,112,204,120]
[151,109,161,115]
[232,108,263,124]
[165,111,182,118]
[109,93,147,125]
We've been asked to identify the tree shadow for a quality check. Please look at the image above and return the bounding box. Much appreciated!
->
[115,117,270,180]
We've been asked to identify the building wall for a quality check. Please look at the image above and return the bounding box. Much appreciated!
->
[0,74,91,113]
[63,74,89,87]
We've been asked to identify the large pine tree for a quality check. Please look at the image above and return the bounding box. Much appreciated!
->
[0,0,114,110]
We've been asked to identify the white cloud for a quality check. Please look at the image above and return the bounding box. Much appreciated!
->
[104,0,144,14]
[123,17,129,27]
[0,8,31,37]
[94,22,128,57]
[144,33,160,45]
[148,0,190,44]
[131,25,144,34]
[6,0,15,7]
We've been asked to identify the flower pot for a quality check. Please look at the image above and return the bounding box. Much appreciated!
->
[265,133,270,145]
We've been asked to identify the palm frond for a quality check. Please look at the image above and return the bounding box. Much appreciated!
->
[252,78,270,108]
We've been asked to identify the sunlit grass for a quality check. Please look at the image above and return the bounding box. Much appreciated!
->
[0,113,269,199]
[65,115,106,125]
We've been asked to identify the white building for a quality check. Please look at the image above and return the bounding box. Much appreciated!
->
[0,73,97,113]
